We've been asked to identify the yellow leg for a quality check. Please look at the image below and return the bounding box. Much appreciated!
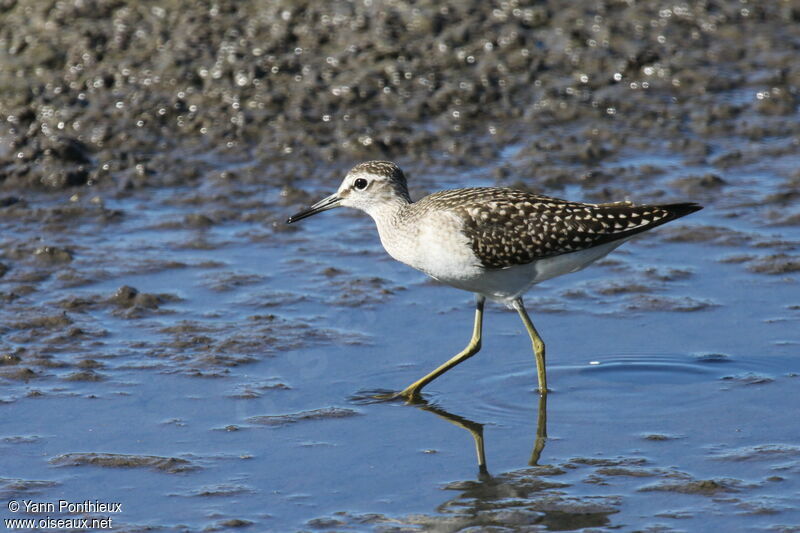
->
[529,393,548,466]
[513,298,548,395]
[398,296,485,402]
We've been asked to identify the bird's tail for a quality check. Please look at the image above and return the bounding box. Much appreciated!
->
[656,202,704,221]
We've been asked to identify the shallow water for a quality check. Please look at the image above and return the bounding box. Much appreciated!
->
[2,140,799,532]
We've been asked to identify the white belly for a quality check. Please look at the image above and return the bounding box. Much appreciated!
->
[465,238,630,302]
[375,210,629,304]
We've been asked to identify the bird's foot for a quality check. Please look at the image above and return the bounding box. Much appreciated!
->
[348,388,424,405]
[394,389,425,405]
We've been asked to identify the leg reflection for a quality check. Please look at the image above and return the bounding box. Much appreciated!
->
[406,392,550,476]
[409,398,489,476]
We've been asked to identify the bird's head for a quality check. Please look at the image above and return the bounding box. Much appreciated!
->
[286,161,410,223]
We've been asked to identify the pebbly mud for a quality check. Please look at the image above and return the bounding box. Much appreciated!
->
[0,1,799,193]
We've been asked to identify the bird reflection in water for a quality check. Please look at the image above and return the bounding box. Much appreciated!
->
[409,394,548,476]
[353,392,617,530]
[354,392,547,475]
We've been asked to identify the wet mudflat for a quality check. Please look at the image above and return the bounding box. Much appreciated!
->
[2,1,800,532]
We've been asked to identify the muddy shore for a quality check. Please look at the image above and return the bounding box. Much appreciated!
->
[2,1,799,190]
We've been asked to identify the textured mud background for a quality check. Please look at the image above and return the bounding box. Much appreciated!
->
[1,1,800,532]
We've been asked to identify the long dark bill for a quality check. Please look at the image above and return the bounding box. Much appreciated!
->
[286,193,341,224]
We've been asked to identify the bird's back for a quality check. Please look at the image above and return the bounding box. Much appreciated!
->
[409,187,701,270]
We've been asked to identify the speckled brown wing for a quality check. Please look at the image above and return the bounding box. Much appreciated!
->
[421,188,702,270]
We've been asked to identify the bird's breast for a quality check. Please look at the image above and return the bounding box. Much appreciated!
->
[375,210,483,284]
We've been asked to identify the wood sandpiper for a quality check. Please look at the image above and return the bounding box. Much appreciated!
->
[287,161,702,401]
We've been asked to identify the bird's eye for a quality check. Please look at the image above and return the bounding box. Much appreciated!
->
[354,178,368,190]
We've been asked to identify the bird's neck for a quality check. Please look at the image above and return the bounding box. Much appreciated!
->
[365,195,416,264]
[365,194,411,229]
